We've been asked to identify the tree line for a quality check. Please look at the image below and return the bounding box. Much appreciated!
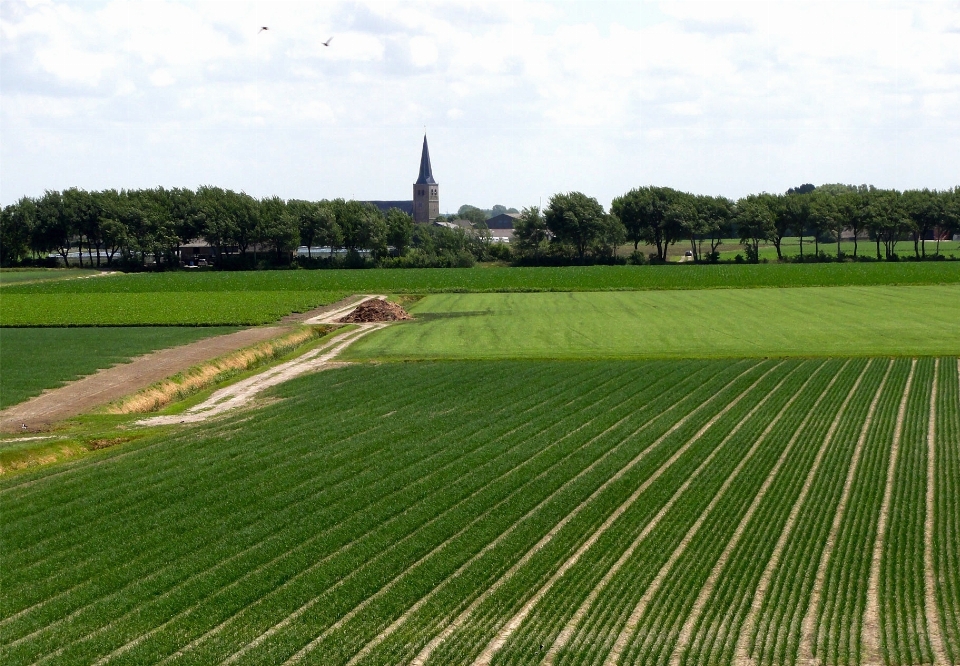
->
[1,183,958,268]
[512,184,960,264]
[0,187,492,268]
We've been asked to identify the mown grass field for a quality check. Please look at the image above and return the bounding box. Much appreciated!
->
[713,238,960,262]
[1,358,957,666]
[0,327,237,409]
[345,286,960,360]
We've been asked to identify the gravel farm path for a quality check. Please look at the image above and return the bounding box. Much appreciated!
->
[0,295,374,433]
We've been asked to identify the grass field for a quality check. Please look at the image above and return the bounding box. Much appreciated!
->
[0,291,343,326]
[0,268,104,285]
[0,327,237,409]
[345,286,960,360]
[3,262,958,297]
[713,238,960,262]
[1,358,957,666]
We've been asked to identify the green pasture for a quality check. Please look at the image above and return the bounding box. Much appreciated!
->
[2,359,957,665]
[0,291,343,326]
[713,237,960,262]
[0,327,236,409]
[346,285,960,360]
[3,262,958,298]
[0,268,103,285]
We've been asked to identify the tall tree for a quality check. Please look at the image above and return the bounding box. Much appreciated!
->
[385,208,414,257]
[782,192,813,259]
[34,190,72,266]
[762,193,791,260]
[692,195,733,261]
[610,186,682,261]
[0,198,36,265]
[513,206,549,261]
[544,191,606,261]
[735,194,776,262]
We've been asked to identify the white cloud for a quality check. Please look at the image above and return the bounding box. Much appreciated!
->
[1,0,958,209]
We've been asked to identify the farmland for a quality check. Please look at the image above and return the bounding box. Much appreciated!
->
[3,261,959,297]
[0,291,345,327]
[2,358,957,666]
[0,327,236,409]
[345,286,960,360]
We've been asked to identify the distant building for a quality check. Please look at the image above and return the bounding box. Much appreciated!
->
[413,135,439,223]
[485,212,518,243]
[486,213,519,230]
[367,201,414,216]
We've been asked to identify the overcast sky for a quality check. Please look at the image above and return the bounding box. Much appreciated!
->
[2,1,958,212]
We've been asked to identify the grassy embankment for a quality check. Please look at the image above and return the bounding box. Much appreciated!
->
[345,286,960,360]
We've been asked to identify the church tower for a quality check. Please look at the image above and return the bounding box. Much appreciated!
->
[412,134,439,223]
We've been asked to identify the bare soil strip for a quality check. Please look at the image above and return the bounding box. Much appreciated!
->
[345,366,727,666]
[0,326,295,432]
[604,365,809,666]
[471,363,789,666]
[668,362,844,665]
[797,358,894,664]
[861,359,916,664]
[137,325,384,426]
[733,360,872,663]
[924,359,950,665]
[410,363,770,666]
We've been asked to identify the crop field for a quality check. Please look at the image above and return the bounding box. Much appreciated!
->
[2,261,958,298]
[346,286,960,360]
[0,291,343,326]
[2,358,957,666]
[0,327,237,409]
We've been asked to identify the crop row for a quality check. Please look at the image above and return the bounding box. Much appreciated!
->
[2,358,957,665]
[934,359,960,664]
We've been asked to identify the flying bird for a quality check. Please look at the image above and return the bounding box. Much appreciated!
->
[258,26,269,34]
[322,36,333,46]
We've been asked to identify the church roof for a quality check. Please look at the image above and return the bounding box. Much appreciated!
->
[415,134,437,185]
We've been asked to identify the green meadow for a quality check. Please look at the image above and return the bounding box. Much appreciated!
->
[345,285,960,360]
[0,291,343,326]
[0,327,236,409]
[0,268,104,285]
[4,262,959,296]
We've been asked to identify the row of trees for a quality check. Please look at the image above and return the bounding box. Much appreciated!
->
[2,184,958,268]
[0,187,494,268]
[511,185,960,263]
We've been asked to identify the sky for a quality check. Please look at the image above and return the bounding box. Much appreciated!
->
[1,0,959,212]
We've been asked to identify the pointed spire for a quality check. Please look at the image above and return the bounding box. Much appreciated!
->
[415,134,437,185]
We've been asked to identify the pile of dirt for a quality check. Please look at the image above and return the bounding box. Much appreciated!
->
[338,299,412,323]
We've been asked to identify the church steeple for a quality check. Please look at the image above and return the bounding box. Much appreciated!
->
[415,134,436,185]
[412,134,439,223]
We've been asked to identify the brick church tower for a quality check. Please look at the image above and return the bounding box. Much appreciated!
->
[412,134,439,223]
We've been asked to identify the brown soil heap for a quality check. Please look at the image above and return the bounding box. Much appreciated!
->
[338,299,412,323]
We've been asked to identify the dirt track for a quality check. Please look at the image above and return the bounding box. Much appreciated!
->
[0,295,375,433]
[0,326,295,433]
